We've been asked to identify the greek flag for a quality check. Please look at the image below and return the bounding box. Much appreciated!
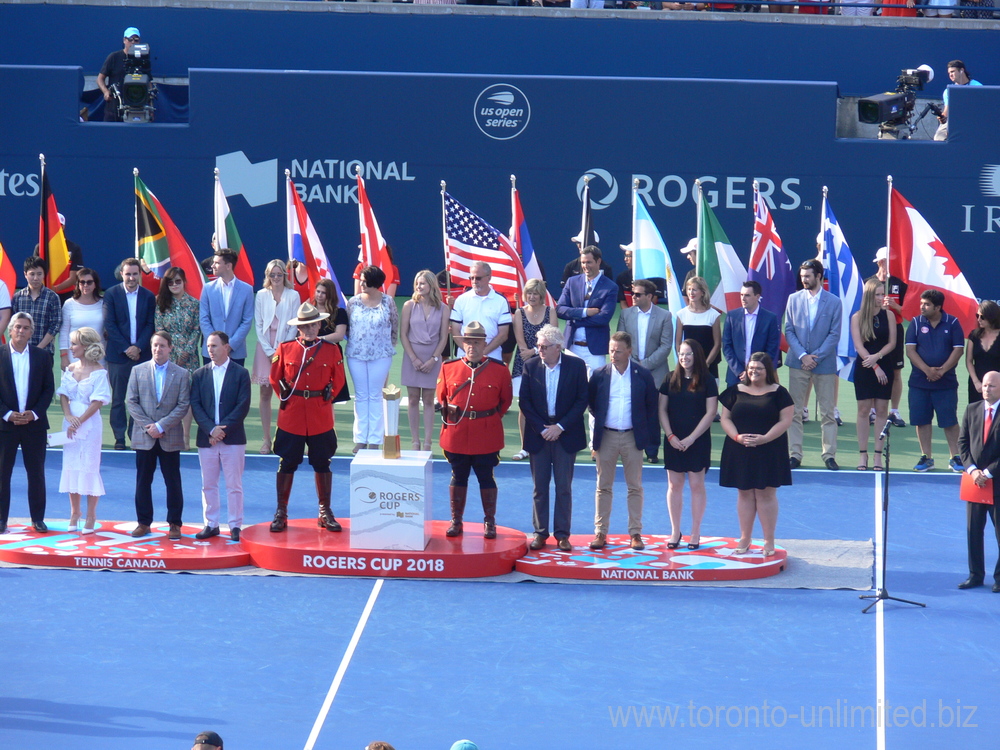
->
[821,199,863,380]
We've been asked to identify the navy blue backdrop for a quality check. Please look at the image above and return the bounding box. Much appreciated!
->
[1,5,998,302]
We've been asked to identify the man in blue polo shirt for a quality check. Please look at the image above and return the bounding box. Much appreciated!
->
[905,289,965,472]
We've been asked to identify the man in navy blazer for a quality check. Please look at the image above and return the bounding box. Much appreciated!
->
[104,258,156,450]
[785,259,843,470]
[557,245,618,374]
[519,325,589,551]
[199,250,254,365]
[587,331,659,551]
[190,331,252,541]
[722,280,781,386]
[0,313,55,533]
[957,371,1000,591]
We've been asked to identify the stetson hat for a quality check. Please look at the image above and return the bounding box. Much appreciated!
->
[461,321,488,339]
[287,302,330,326]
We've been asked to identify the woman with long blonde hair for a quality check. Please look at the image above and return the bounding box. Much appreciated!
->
[850,277,896,471]
[400,270,450,450]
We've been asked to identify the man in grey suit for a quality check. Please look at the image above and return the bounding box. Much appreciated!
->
[785,259,843,471]
[616,278,673,462]
[127,330,192,539]
[189,331,251,542]
[199,250,254,366]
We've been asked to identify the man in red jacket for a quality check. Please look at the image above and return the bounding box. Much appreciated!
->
[436,321,512,539]
[269,303,346,533]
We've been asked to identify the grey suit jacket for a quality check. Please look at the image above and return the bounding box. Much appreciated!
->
[616,304,673,388]
[784,289,842,375]
[126,360,192,451]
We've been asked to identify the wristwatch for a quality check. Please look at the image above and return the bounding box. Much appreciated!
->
[433,355,440,362]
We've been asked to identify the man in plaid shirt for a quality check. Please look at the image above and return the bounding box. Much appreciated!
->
[13,256,61,354]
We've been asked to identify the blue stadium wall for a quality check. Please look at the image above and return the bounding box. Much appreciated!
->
[1,4,998,300]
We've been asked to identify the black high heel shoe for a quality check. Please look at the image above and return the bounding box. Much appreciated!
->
[687,535,700,551]
[666,532,683,550]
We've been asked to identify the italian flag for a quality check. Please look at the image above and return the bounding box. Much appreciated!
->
[697,191,747,312]
[214,175,255,286]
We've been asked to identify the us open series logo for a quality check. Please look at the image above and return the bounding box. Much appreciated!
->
[474,84,531,141]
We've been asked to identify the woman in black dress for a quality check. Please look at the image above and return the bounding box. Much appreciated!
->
[965,300,1000,404]
[674,276,722,380]
[850,278,896,471]
[719,352,794,556]
[312,278,351,404]
[658,339,718,550]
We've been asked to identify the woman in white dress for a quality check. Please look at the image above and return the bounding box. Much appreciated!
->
[59,268,104,368]
[58,327,111,533]
[252,259,301,454]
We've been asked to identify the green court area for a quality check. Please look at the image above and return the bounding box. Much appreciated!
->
[46,300,974,473]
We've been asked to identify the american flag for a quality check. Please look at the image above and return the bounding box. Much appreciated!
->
[748,186,796,323]
[444,192,525,297]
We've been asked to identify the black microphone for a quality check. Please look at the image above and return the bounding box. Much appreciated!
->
[878,418,892,442]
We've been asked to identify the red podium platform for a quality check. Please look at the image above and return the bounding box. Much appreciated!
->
[241,519,527,578]
[0,521,250,570]
[515,535,787,582]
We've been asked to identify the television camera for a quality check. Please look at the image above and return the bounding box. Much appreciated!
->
[857,65,938,140]
[111,43,157,123]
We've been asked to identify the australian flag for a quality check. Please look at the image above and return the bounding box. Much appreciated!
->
[748,187,795,322]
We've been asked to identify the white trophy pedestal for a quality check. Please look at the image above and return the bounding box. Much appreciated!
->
[350,449,433,551]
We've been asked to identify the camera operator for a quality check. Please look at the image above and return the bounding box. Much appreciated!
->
[934,60,983,142]
[97,27,149,122]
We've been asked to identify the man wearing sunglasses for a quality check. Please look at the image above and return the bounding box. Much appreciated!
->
[97,26,148,122]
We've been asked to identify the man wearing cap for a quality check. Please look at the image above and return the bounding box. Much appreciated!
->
[437,321,513,539]
[192,730,223,750]
[681,238,699,290]
[268,303,347,533]
[97,27,148,122]
[871,247,908,428]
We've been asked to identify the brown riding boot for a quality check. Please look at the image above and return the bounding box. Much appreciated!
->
[481,487,498,539]
[446,485,467,537]
[270,473,294,532]
[315,472,342,532]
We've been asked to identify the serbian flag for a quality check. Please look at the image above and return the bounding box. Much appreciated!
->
[286,175,346,305]
[510,182,554,306]
[38,167,71,289]
[889,187,978,334]
[696,188,746,312]
[748,185,796,323]
[135,172,206,298]
[443,191,525,298]
[214,173,255,286]
[356,173,394,293]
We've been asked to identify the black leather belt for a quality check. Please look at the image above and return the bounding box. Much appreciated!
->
[445,406,498,420]
[291,389,326,399]
[572,341,587,346]
[603,427,633,432]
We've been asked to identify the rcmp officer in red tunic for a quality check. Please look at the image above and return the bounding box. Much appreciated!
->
[268,302,347,533]
[436,321,513,538]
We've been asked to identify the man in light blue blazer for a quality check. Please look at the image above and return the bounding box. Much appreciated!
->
[199,250,254,366]
[722,280,781,387]
[785,259,843,470]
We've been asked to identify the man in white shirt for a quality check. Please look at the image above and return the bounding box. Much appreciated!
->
[189,331,251,541]
[449,261,511,362]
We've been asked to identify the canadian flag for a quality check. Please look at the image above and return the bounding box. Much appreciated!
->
[889,188,978,335]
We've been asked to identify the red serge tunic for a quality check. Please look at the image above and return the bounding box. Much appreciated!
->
[436,357,513,455]
[270,337,346,436]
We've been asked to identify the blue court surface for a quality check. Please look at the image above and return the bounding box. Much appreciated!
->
[1,450,996,749]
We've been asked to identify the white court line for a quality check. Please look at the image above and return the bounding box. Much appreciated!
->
[874,472,885,750]
[303,578,385,750]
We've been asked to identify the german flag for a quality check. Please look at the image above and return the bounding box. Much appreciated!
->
[38,168,71,289]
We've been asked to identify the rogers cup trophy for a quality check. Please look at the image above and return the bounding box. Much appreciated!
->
[383,384,402,459]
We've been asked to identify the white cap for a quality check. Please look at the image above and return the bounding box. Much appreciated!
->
[58,212,66,226]
[620,242,634,252]
[682,238,698,256]
[873,247,888,263]
[571,230,600,245]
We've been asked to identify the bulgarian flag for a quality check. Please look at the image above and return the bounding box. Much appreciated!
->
[38,161,71,289]
[214,172,255,286]
[696,186,746,312]
[134,170,206,297]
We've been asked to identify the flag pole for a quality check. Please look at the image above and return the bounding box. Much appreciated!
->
[355,164,366,267]
[752,179,760,259]
[213,167,221,251]
[580,174,591,247]
[441,180,450,303]
[37,153,46,261]
[820,185,829,268]
[510,174,521,308]
[133,167,140,261]
[885,175,894,279]
[694,179,702,278]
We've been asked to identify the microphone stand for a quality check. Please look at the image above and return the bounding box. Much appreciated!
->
[861,420,926,613]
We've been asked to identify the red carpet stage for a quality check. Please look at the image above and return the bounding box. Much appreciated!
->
[515,535,787,582]
[241,519,527,578]
[0,521,251,570]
